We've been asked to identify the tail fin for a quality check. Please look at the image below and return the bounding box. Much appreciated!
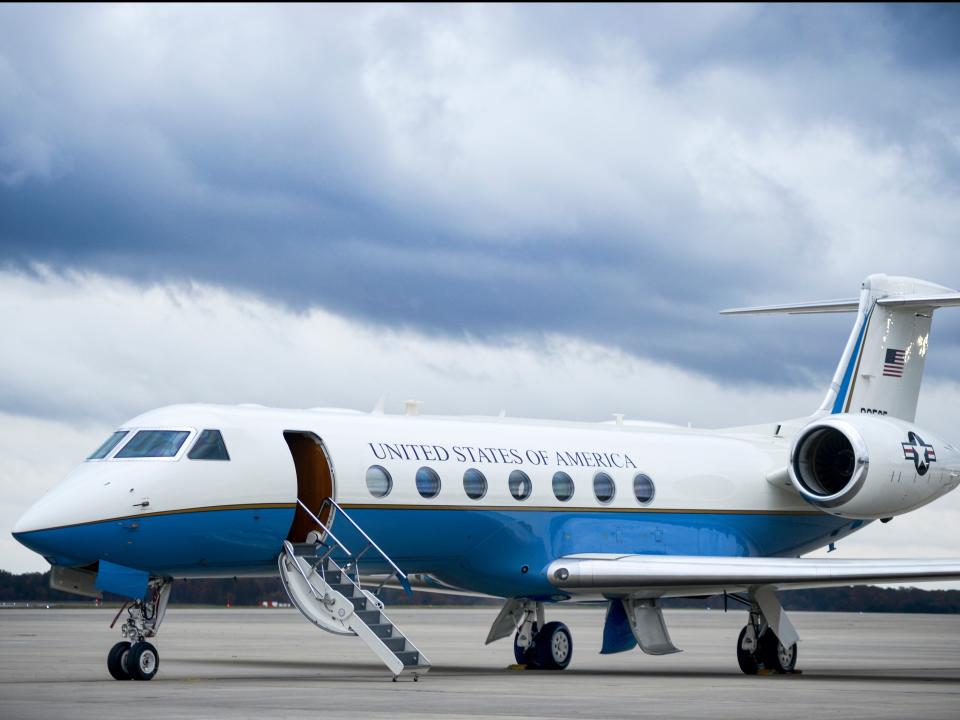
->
[722,274,960,422]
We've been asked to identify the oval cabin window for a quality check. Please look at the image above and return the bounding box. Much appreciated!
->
[416,466,441,499]
[509,469,532,501]
[633,473,655,504]
[593,471,615,504]
[366,465,392,498]
[552,471,574,502]
[463,468,487,500]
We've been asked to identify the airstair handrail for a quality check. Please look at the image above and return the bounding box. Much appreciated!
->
[320,497,412,595]
[296,498,351,556]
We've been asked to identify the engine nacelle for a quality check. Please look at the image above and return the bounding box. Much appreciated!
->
[788,414,960,519]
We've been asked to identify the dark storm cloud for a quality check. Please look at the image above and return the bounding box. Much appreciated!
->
[1,4,958,386]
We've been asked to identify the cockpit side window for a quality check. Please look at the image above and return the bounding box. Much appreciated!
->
[188,429,230,461]
[116,430,190,459]
[87,431,129,460]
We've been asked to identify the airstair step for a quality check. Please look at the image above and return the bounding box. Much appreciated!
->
[291,543,318,557]
[382,636,406,652]
[393,650,420,666]
[356,609,382,624]
[349,596,369,611]
[367,623,394,639]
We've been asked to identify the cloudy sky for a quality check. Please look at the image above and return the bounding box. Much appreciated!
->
[2,4,959,577]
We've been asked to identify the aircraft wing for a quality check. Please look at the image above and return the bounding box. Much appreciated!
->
[547,554,960,598]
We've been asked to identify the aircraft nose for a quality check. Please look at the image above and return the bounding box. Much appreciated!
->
[12,495,75,566]
[11,473,101,567]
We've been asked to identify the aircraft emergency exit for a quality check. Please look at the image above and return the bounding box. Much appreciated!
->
[12,273,960,681]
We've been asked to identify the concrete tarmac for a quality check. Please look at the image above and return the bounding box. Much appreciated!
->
[1,606,959,719]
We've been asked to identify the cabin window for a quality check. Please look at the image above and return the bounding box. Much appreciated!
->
[416,466,441,499]
[633,473,655,504]
[552,471,574,501]
[463,468,487,500]
[87,431,129,460]
[188,429,230,460]
[509,469,532,501]
[115,430,190,458]
[593,471,615,504]
[366,465,392,498]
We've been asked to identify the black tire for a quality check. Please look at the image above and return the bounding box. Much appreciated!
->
[759,630,797,673]
[513,625,538,668]
[127,641,159,681]
[535,621,572,670]
[107,641,132,681]
[736,626,759,675]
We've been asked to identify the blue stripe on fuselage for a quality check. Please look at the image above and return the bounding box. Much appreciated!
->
[331,507,866,598]
[14,506,865,598]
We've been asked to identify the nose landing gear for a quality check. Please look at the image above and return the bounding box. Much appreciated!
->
[106,578,171,681]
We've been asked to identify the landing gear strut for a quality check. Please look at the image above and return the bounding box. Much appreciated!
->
[512,602,573,670]
[107,578,171,681]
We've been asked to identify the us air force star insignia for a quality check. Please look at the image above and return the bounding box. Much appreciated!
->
[902,431,937,476]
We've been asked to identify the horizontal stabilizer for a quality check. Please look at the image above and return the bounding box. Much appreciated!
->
[719,299,859,315]
[876,293,960,310]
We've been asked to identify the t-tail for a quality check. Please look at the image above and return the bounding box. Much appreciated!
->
[722,274,960,422]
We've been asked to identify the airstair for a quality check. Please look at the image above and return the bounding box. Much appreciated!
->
[278,498,430,680]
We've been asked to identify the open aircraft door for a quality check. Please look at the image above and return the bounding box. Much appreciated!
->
[283,431,335,542]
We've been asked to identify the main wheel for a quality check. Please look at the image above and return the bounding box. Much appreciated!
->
[514,624,538,667]
[127,641,159,681]
[107,641,132,681]
[736,626,759,675]
[535,621,572,670]
[759,631,797,673]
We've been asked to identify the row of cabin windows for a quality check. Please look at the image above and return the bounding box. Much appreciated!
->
[366,465,656,505]
[87,429,230,461]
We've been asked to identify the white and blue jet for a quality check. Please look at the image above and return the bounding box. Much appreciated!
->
[12,273,960,681]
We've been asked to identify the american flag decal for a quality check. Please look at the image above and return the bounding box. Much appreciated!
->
[883,348,905,378]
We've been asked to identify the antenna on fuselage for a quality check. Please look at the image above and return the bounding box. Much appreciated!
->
[404,400,422,416]
[371,395,386,415]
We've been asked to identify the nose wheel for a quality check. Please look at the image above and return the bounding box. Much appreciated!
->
[107,641,132,680]
[107,640,159,681]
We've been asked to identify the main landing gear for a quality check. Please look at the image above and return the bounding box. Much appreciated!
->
[734,594,798,675]
[107,579,171,681]
[512,602,573,670]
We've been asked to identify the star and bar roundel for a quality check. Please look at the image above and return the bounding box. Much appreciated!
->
[902,431,936,476]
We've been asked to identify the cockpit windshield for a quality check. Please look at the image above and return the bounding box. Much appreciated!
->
[87,431,129,460]
[188,430,230,460]
[115,430,190,459]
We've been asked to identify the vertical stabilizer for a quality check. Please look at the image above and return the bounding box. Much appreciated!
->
[722,274,960,423]
[820,274,954,422]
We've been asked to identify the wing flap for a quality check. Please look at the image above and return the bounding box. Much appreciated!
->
[548,554,960,597]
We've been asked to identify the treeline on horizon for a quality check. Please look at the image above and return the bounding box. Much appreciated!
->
[3,569,960,613]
